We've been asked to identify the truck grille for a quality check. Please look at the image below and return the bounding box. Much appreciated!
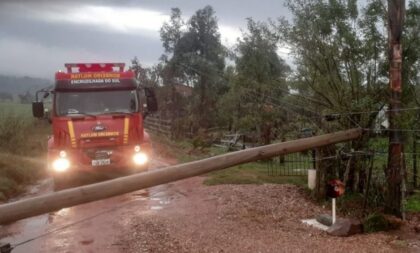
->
[85,149,112,159]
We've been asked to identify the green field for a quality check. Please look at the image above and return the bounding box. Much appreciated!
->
[0,102,32,115]
[0,102,49,201]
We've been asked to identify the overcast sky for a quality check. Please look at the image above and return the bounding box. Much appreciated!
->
[0,0,291,80]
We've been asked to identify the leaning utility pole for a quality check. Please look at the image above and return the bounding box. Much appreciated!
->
[386,0,405,217]
[0,129,362,225]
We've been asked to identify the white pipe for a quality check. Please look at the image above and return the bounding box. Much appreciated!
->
[332,198,336,224]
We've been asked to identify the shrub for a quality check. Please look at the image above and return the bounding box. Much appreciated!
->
[363,212,390,233]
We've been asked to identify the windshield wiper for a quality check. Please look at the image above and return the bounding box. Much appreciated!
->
[102,111,133,115]
[66,112,97,118]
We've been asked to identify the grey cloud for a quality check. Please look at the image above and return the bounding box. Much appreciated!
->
[0,17,161,58]
[0,0,291,79]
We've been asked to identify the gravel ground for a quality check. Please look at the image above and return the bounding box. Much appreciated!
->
[118,177,420,253]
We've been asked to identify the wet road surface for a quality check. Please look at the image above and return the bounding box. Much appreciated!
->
[0,159,180,253]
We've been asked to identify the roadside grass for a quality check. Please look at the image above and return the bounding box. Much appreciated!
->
[0,102,50,201]
[0,103,50,156]
[150,133,307,186]
[0,154,46,201]
[406,192,420,212]
[204,162,307,186]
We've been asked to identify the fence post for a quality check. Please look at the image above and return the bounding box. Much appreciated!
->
[312,149,316,170]
[313,145,337,201]
[414,136,418,188]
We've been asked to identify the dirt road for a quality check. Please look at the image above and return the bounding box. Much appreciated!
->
[0,159,177,253]
[118,177,420,253]
[1,159,419,252]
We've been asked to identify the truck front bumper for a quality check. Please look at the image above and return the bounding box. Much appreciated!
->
[48,144,152,178]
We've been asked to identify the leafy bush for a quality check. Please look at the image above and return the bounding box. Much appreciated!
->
[363,213,390,233]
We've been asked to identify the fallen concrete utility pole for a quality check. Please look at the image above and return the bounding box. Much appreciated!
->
[0,128,362,225]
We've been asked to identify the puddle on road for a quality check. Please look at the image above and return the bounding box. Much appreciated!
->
[0,214,49,253]
[54,208,71,217]
[0,160,185,253]
[0,179,52,253]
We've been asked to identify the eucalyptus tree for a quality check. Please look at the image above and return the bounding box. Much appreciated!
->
[166,6,226,130]
[221,19,290,144]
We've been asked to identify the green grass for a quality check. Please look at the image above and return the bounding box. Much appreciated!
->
[406,192,420,212]
[0,153,46,201]
[150,133,307,186]
[0,102,32,115]
[0,102,50,155]
[0,102,50,201]
[204,162,307,186]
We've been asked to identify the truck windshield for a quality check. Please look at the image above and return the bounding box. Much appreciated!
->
[56,90,138,116]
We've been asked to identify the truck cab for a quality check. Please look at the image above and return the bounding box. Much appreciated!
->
[32,63,157,190]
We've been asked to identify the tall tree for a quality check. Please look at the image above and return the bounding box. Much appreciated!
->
[160,8,184,55]
[160,8,186,85]
[170,6,226,130]
[130,57,160,87]
[277,0,389,194]
[221,19,290,144]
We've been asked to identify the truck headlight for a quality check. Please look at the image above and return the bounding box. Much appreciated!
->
[52,158,70,172]
[133,152,148,165]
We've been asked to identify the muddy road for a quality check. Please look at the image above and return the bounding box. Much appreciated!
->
[0,159,178,253]
[1,157,419,252]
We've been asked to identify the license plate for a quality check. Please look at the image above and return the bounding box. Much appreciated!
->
[92,158,111,166]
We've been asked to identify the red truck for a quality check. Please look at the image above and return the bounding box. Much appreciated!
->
[32,63,157,190]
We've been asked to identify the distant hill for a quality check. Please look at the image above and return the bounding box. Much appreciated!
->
[0,75,52,101]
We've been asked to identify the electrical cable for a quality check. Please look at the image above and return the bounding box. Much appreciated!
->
[174,60,420,122]
[10,186,171,250]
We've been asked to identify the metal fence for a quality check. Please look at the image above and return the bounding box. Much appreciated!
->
[371,151,420,190]
[266,147,420,191]
[144,115,172,136]
[267,151,315,176]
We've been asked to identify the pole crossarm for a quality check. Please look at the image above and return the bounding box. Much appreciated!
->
[0,128,362,225]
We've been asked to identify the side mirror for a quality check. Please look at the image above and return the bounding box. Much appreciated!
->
[144,87,158,113]
[32,101,44,118]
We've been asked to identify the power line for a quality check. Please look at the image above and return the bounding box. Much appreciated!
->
[241,89,322,127]
[10,187,170,250]
[242,87,321,117]
[173,60,420,120]
[170,57,420,136]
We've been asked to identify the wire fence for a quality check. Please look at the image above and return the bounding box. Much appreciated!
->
[267,151,315,176]
[265,146,420,191]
